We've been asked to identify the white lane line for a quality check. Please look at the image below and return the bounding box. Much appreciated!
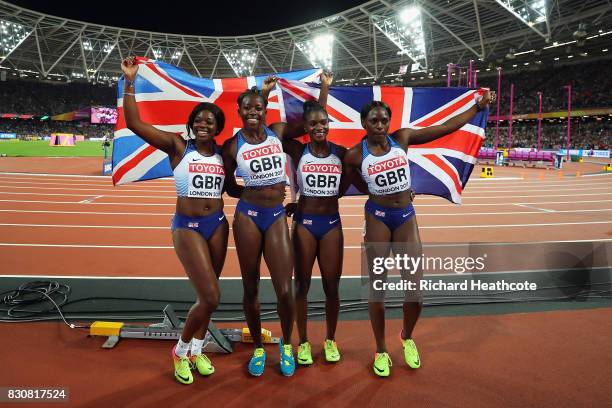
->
[0,172,114,179]
[1,208,611,219]
[3,184,612,196]
[2,198,612,208]
[514,203,556,213]
[0,243,358,250]
[0,185,179,193]
[2,191,612,202]
[0,180,175,188]
[1,238,610,252]
[78,195,104,204]
[1,220,610,231]
[1,266,610,280]
[0,191,176,199]
[469,177,523,181]
[583,173,612,177]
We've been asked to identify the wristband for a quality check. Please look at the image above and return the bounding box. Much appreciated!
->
[125,79,135,89]
[123,92,136,96]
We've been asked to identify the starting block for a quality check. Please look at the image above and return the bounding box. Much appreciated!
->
[605,163,612,172]
[241,327,280,344]
[480,167,494,178]
[88,304,278,352]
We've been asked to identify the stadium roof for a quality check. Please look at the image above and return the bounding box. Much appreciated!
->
[0,0,610,84]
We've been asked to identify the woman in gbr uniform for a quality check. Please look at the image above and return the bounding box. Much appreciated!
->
[343,90,495,377]
[221,76,331,377]
[121,57,242,385]
[281,72,350,366]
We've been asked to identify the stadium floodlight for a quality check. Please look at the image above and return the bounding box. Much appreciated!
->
[149,46,184,63]
[296,33,334,70]
[373,6,427,72]
[0,19,32,60]
[82,38,116,57]
[494,0,548,38]
[223,48,258,77]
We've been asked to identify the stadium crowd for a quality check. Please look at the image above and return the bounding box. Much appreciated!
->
[478,63,611,114]
[0,119,113,139]
[0,79,115,116]
[484,119,610,150]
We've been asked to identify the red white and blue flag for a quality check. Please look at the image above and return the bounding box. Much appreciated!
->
[112,58,489,203]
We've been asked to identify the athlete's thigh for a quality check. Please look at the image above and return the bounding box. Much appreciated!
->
[172,228,218,297]
[317,226,343,280]
[392,217,423,301]
[293,223,318,281]
[263,215,293,290]
[208,220,229,278]
[364,213,392,298]
[233,212,263,283]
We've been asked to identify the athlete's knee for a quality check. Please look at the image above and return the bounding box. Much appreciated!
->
[243,284,259,302]
[276,283,293,306]
[322,281,340,301]
[294,278,311,297]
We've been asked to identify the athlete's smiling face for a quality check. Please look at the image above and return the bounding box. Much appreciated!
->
[191,110,218,143]
[362,107,390,140]
[239,94,266,131]
[304,110,329,143]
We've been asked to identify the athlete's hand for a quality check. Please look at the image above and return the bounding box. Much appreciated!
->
[410,188,415,202]
[285,203,297,217]
[477,90,496,109]
[121,57,139,81]
[320,70,333,88]
[262,75,278,94]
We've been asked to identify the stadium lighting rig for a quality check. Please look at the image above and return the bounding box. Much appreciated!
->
[296,33,334,70]
[372,6,427,72]
[495,0,549,38]
[0,19,32,60]
[223,48,258,77]
[150,46,183,63]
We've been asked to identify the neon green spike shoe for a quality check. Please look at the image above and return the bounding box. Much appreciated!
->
[323,339,341,363]
[373,352,392,377]
[401,338,421,368]
[172,346,193,385]
[297,341,313,365]
[190,353,215,376]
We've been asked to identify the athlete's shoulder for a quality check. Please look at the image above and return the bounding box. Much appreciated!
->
[344,143,363,166]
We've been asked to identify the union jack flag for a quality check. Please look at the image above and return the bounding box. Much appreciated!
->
[112,57,320,185]
[279,78,489,203]
[113,59,488,204]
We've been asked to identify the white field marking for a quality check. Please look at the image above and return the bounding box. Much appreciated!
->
[1,220,610,232]
[0,176,174,187]
[0,191,176,199]
[0,185,178,194]
[583,173,612,177]
[514,203,556,213]
[0,172,114,179]
[465,180,612,188]
[3,265,610,280]
[0,182,175,191]
[468,177,523,181]
[5,183,611,196]
[0,243,359,250]
[2,190,612,203]
[0,239,610,265]
[1,198,612,209]
[78,195,104,204]
[341,192,612,202]
[0,208,611,218]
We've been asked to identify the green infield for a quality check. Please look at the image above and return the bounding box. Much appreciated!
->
[0,140,112,157]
